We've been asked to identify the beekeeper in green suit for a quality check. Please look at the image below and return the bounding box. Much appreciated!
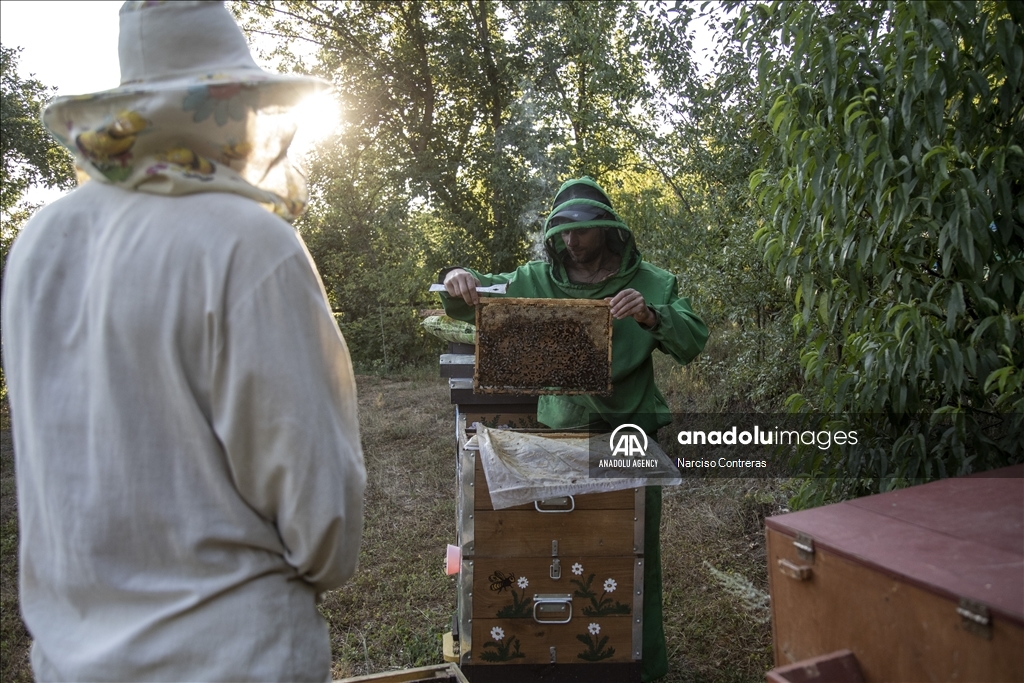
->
[438,176,708,681]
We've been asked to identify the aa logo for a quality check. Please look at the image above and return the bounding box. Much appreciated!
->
[609,424,648,458]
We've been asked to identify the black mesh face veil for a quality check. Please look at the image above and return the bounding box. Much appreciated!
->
[552,183,613,210]
[542,177,631,262]
[547,204,615,227]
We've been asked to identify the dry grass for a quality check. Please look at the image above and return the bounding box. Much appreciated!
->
[654,349,788,681]
[0,367,785,682]
[321,374,458,679]
[1,398,32,683]
[659,478,786,682]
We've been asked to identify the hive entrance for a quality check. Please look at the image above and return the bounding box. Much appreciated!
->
[474,298,612,395]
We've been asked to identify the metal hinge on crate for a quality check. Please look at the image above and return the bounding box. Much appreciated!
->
[550,540,561,580]
[957,598,992,640]
[793,532,815,561]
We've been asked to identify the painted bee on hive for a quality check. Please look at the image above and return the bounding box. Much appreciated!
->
[489,570,516,593]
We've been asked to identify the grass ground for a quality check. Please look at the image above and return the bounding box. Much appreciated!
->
[0,354,786,681]
[1,401,31,682]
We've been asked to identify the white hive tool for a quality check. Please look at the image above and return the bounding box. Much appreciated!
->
[429,283,508,294]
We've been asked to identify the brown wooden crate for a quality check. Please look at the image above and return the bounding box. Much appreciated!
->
[473,509,636,557]
[471,556,638,619]
[474,298,612,395]
[765,470,1024,623]
[767,527,1024,681]
[470,615,634,665]
[473,455,638,511]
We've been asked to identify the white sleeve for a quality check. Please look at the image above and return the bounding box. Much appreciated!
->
[211,250,365,592]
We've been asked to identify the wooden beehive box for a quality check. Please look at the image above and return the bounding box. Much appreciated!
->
[454,416,643,682]
[765,465,1024,682]
[474,298,612,396]
[441,341,540,430]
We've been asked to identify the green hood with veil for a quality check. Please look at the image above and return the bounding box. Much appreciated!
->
[438,176,708,435]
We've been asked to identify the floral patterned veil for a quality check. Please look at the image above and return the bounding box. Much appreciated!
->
[43,0,329,221]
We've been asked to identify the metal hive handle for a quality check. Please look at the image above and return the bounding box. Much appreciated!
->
[534,496,575,513]
[533,594,573,624]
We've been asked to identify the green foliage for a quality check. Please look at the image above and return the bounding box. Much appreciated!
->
[235,1,724,371]
[1,46,74,218]
[1,45,76,402]
[295,134,445,371]
[619,3,797,409]
[736,1,1024,487]
[236,0,552,273]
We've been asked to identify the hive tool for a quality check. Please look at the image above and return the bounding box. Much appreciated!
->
[429,283,508,294]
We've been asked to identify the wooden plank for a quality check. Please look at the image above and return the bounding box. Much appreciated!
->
[459,662,640,682]
[451,389,540,406]
[470,615,634,665]
[473,510,636,557]
[766,649,863,683]
[473,460,638,511]
[334,663,469,682]
[458,410,540,429]
[767,527,1024,682]
[471,556,637,619]
[844,466,1023,556]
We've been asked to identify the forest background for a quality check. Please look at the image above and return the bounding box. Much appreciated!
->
[2,1,1022,679]
[3,0,1022,498]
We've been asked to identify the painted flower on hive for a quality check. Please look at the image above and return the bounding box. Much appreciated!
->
[490,626,505,641]
[603,578,617,593]
[577,621,613,661]
[571,563,583,575]
[517,576,529,589]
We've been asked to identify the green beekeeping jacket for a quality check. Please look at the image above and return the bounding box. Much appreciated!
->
[438,213,708,436]
[440,190,706,681]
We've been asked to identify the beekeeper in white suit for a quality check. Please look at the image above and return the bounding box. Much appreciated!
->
[1,2,365,680]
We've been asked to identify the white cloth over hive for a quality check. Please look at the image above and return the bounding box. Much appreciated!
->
[476,426,681,510]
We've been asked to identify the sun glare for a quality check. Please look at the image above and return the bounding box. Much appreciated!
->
[290,90,342,156]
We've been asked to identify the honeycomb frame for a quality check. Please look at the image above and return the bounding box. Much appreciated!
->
[474,297,613,395]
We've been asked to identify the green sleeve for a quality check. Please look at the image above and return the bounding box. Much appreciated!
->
[647,276,708,365]
[435,267,515,323]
